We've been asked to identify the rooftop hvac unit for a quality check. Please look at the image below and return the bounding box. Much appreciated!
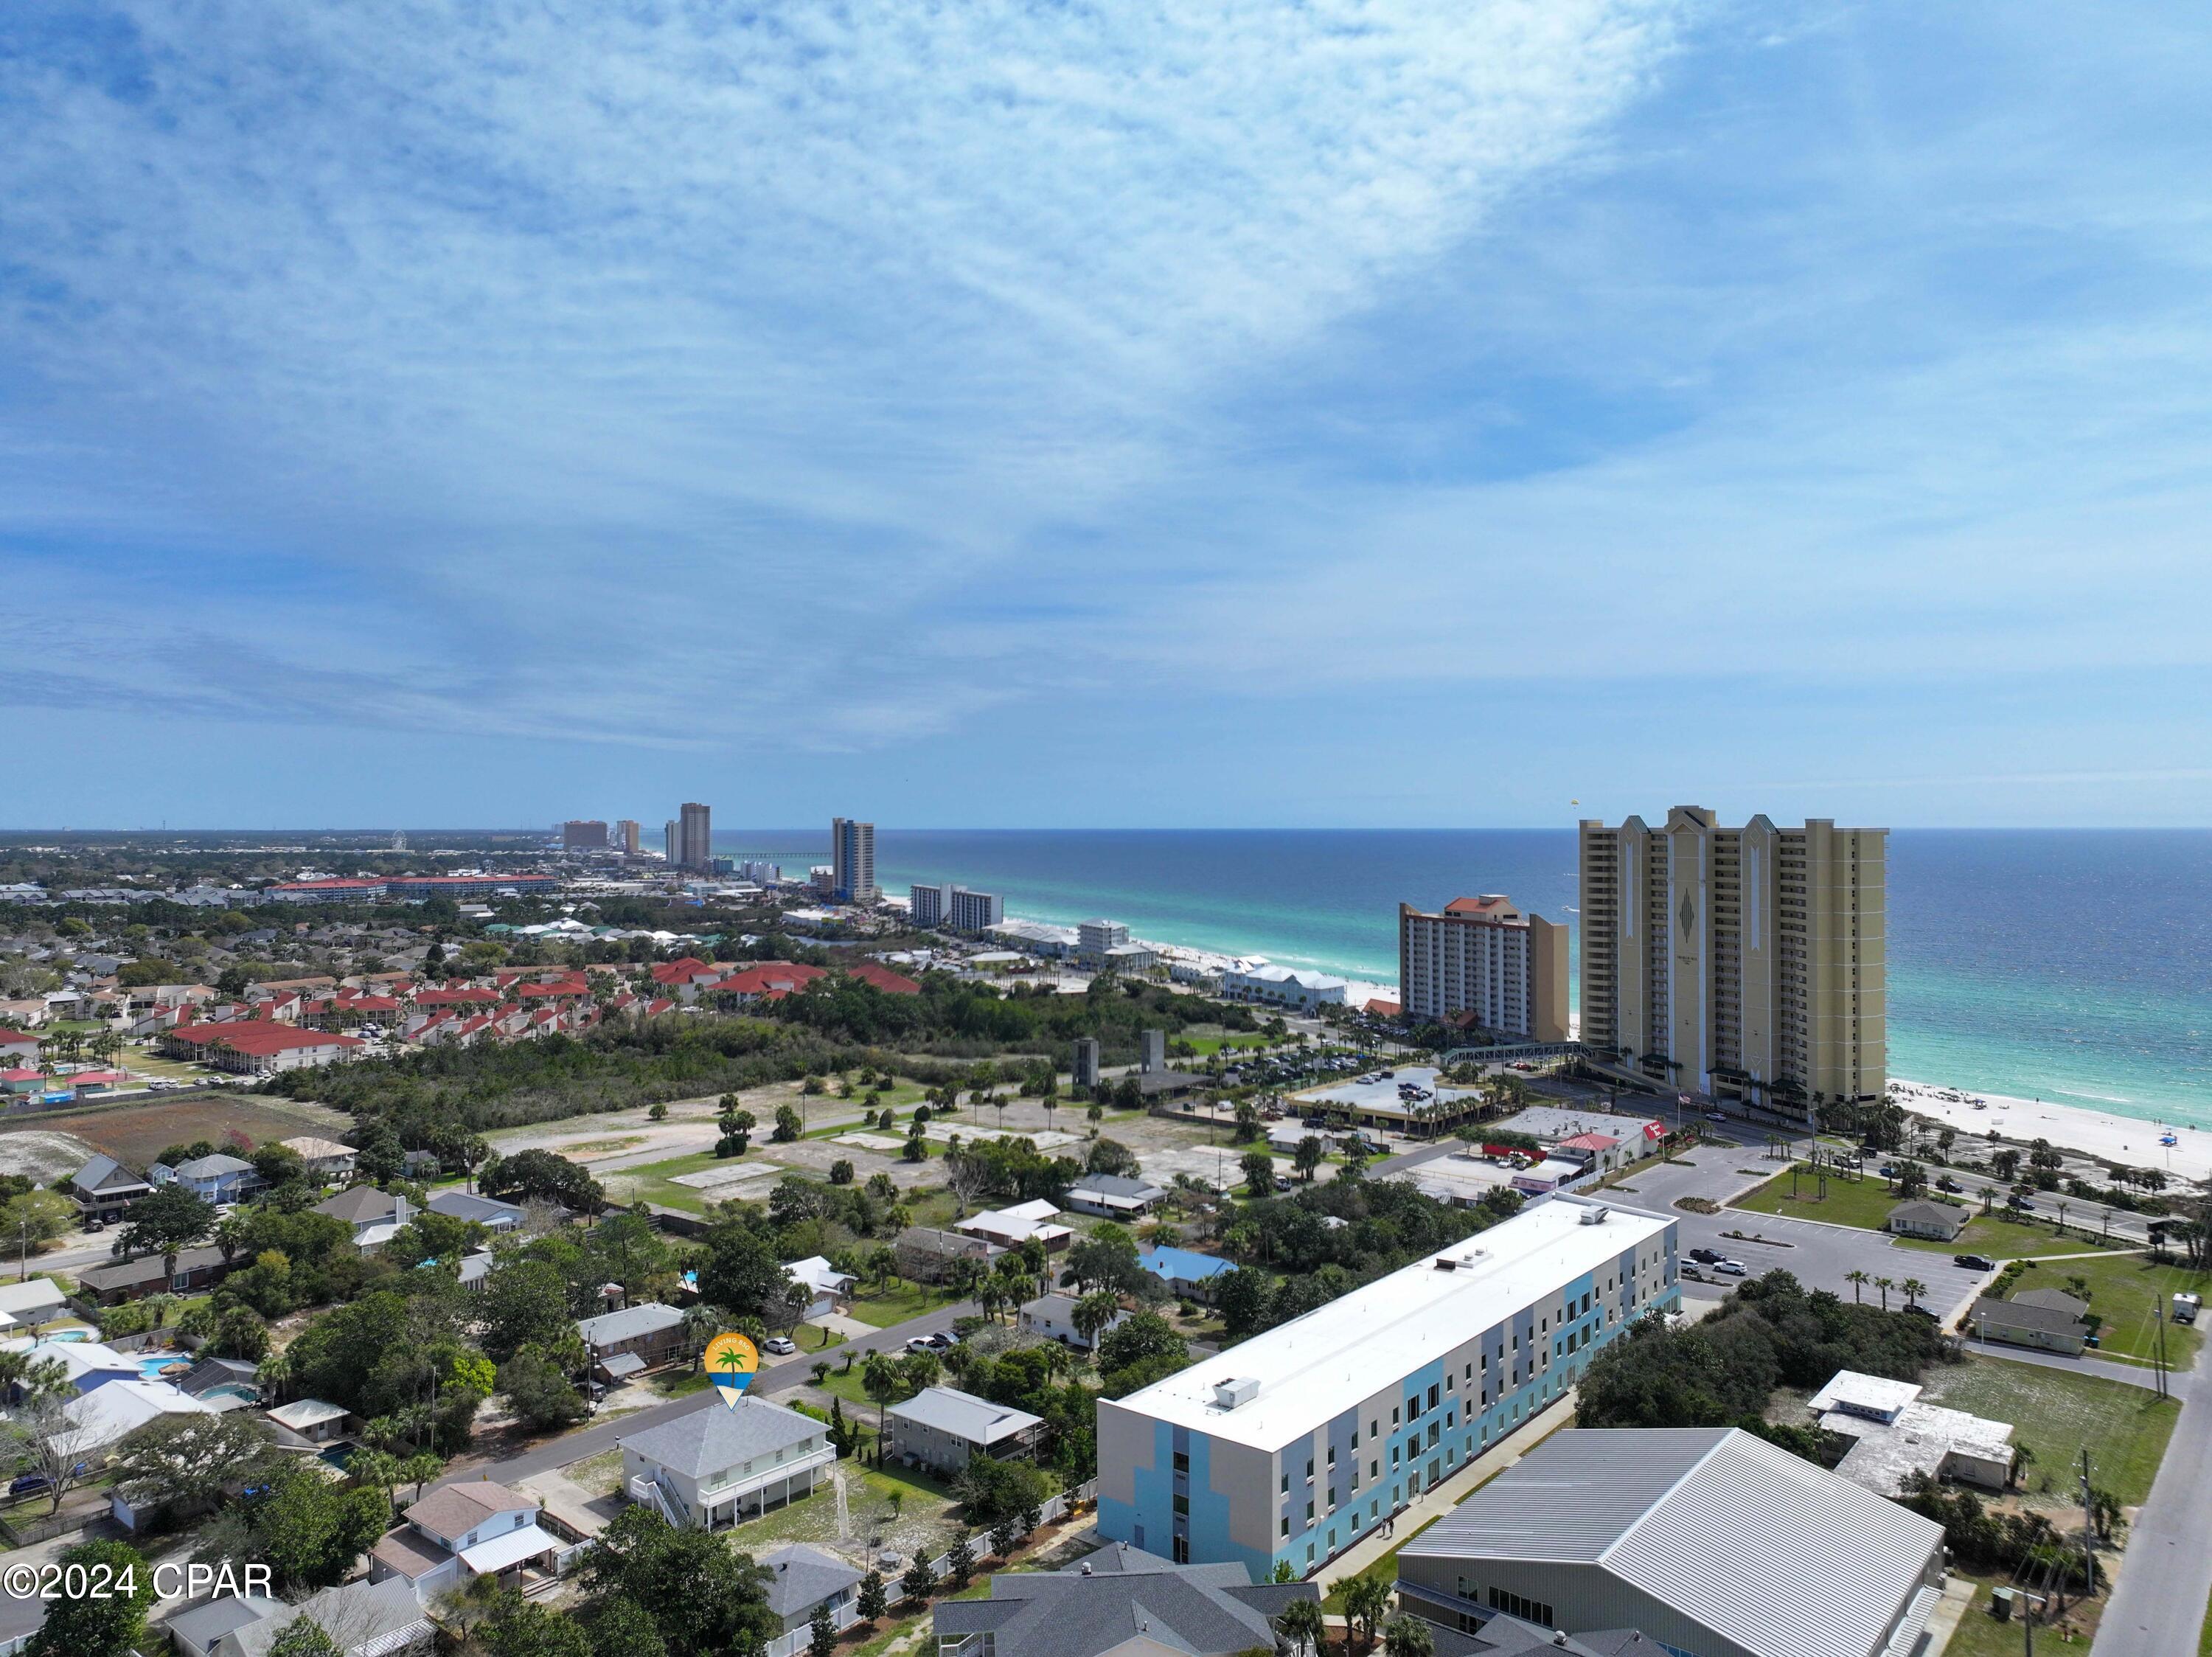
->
[1213,1377,1260,1411]
[1579,1204,1610,1226]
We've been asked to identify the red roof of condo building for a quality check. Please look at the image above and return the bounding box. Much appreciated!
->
[415,987,499,1006]
[1365,998,1402,1018]
[716,962,829,996]
[848,961,922,995]
[163,1024,365,1056]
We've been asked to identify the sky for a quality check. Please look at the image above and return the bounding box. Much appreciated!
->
[3,2,2209,830]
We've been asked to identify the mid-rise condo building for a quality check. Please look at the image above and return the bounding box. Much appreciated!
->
[947,886,1004,933]
[1398,896,1568,1042]
[910,883,949,928]
[614,819,641,855]
[1079,919,1130,962]
[561,819,608,850]
[831,819,877,904]
[1579,807,1885,1121]
[1096,1195,1679,1580]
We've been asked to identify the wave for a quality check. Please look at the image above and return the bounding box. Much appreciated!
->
[2052,1088,2136,1105]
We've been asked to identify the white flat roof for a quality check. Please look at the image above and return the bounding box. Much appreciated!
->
[1115,1196,1671,1450]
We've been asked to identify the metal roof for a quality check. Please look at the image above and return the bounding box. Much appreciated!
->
[888,1385,1043,1445]
[933,1543,1312,1657]
[577,1301,686,1346]
[1403,1428,1944,1657]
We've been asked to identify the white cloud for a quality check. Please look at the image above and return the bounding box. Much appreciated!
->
[0,0,1682,745]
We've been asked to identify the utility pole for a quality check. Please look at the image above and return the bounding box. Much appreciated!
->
[2019,1588,2047,1657]
[2154,1299,2169,1399]
[2079,1446,2096,1599]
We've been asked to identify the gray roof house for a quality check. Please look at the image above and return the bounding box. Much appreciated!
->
[313,1184,414,1249]
[1396,1428,1947,1657]
[152,1153,261,1204]
[760,1543,865,1634]
[618,1394,834,1532]
[1063,1173,1169,1218]
[886,1386,1046,1476]
[1018,1292,1130,1352]
[170,1576,432,1657]
[427,1189,526,1231]
[933,1542,1317,1657]
[1971,1294,2090,1356]
[1885,1199,1969,1241]
[68,1154,150,1223]
[577,1302,689,1377]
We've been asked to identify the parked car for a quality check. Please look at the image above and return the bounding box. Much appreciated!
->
[1903,1305,1939,1322]
[1679,1264,1708,1283]
[1713,1260,1747,1276]
[764,1336,797,1356]
[925,1331,959,1350]
[905,1336,937,1353]
[1705,1111,1728,1123]
[2008,1195,2037,1212]
[1688,1248,1724,1264]
[1935,1177,1964,1194]
[1954,1254,1997,1271]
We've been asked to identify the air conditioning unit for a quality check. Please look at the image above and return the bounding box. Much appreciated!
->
[1579,1204,1610,1226]
[1214,1377,1260,1410]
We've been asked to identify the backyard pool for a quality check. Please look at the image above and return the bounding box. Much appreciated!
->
[136,1355,190,1380]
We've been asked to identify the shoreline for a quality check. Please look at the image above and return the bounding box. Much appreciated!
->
[1889,1080,2211,1186]
[998,914,2205,1186]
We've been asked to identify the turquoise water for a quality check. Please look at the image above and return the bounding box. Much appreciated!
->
[715,828,2212,1130]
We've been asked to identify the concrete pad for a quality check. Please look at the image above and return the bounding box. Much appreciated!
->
[669,1161,787,1192]
[833,1133,906,1153]
[925,1122,1079,1150]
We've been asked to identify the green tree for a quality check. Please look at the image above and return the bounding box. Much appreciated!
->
[857,1571,887,1622]
[481,1260,579,1362]
[24,1539,156,1657]
[1274,1597,1325,1656]
[1345,1573,1394,1654]
[1382,1613,1436,1657]
[483,1594,593,1657]
[117,1184,217,1277]
[807,1601,836,1657]
[900,1554,937,1605]
[1240,1150,1276,1197]
[501,1349,588,1431]
[1293,1136,1325,1183]
[944,1534,975,1591]
[111,1412,276,1513]
[772,1105,803,1142]
[266,1620,343,1657]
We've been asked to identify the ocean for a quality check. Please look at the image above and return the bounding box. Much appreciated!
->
[713,828,2212,1130]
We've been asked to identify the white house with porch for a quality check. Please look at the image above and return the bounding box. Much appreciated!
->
[617,1394,833,1531]
[369,1479,561,1602]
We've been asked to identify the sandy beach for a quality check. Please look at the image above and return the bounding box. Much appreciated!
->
[1891,1079,2211,1185]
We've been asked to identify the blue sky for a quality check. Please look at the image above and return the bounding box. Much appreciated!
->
[4,1,2208,829]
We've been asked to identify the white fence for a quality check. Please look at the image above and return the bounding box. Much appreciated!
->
[757,1481,1095,1657]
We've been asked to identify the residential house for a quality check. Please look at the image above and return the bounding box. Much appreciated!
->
[67,1153,151,1225]
[0,1277,71,1333]
[76,1243,230,1305]
[170,1577,432,1657]
[59,1378,212,1456]
[933,1543,1320,1657]
[427,1189,525,1232]
[956,1200,1074,1253]
[760,1544,865,1637]
[1970,1295,2090,1356]
[313,1184,414,1250]
[1135,1245,1235,1301]
[370,1479,560,1603]
[150,1153,262,1205]
[175,1356,261,1410]
[1018,1293,1128,1352]
[618,1394,833,1529]
[886,1386,1045,1476]
[1,1336,136,1396]
[1063,1173,1167,1219]
[159,1021,364,1073]
[0,1029,39,1065]
[894,1226,1003,1283]
[265,1398,352,1442]
[785,1255,857,1320]
[577,1302,689,1380]
[279,1136,358,1182]
[1886,1200,1970,1242]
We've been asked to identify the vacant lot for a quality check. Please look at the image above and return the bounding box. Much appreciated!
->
[1734,1168,2123,1262]
[1926,1358,2179,1507]
[0,1093,352,1170]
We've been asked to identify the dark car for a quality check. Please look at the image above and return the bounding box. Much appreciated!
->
[1935,1177,1964,1194]
[1903,1305,1940,1322]
[1954,1253,1997,1271]
[1688,1248,1725,1264]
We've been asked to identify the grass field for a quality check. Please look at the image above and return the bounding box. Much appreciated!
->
[1941,1574,2096,1657]
[1733,1167,2124,1261]
[599,1147,792,1214]
[1999,1253,2210,1370]
[1926,1358,2180,1506]
[845,1282,964,1328]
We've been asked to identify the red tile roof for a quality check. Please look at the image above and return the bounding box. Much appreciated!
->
[715,962,828,996]
[1364,998,1402,1018]
[164,1023,364,1055]
[848,961,921,995]
[416,987,499,1006]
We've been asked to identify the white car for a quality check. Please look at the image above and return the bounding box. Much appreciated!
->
[1714,1260,1747,1276]
[764,1336,797,1356]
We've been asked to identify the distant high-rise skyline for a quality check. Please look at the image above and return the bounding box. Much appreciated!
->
[678,802,713,871]
[831,817,877,904]
[614,819,641,855]
[560,819,608,850]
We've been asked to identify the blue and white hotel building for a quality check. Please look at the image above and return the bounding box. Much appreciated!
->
[1096,1193,1679,1580]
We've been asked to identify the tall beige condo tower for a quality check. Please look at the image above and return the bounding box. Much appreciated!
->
[678,802,712,870]
[1579,807,1885,1122]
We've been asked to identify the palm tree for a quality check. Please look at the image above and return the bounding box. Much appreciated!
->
[1900,1276,1928,1310]
[255,1348,293,1405]
[1382,1613,1436,1657]
[400,1453,442,1503]
[681,1304,723,1372]
[1072,1291,1121,1351]
[1874,1275,1894,1311]
[351,1447,403,1518]
[1346,1573,1394,1653]
[1845,1269,1869,1305]
[1274,1597,1325,1656]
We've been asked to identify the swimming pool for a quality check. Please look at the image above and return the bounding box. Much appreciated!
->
[136,1355,189,1380]
[201,1382,258,1403]
[46,1329,92,1343]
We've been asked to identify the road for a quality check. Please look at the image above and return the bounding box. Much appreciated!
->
[2092,1356,2208,1656]
[439,1298,978,1492]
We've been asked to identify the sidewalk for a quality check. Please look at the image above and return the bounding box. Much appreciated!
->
[1318,1387,1579,1592]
